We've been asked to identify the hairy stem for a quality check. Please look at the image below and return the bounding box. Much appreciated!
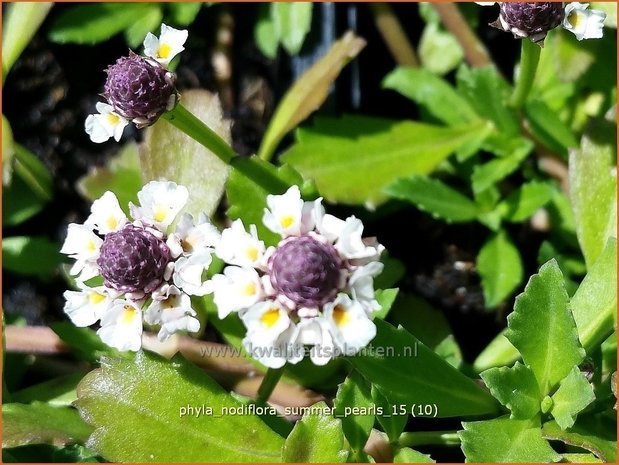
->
[510,39,541,109]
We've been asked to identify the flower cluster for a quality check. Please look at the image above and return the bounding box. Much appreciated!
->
[479,2,606,45]
[85,24,188,143]
[211,186,385,368]
[61,181,217,351]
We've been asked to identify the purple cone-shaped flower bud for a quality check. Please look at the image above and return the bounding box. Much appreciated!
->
[103,52,177,127]
[495,2,564,44]
[97,225,171,294]
[269,235,342,308]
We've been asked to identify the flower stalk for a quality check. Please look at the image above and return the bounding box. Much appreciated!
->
[256,366,285,405]
[509,39,541,110]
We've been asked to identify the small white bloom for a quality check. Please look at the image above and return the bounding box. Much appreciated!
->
[211,266,264,319]
[334,216,384,261]
[216,219,265,268]
[475,2,496,5]
[348,261,384,313]
[63,283,116,327]
[85,191,127,234]
[173,251,214,296]
[143,24,188,67]
[263,185,306,237]
[144,286,199,341]
[60,223,103,281]
[323,294,377,355]
[167,213,220,258]
[85,102,129,144]
[295,318,335,366]
[97,300,143,351]
[130,181,189,230]
[563,3,606,40]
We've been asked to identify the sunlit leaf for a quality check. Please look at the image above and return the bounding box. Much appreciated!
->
[550,367,595,430]
[271,3,313,55]
[334,371,373,455]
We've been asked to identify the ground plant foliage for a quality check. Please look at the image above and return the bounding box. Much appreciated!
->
[2,2,617,463]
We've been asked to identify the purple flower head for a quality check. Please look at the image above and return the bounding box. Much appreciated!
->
[494,2,564,44]
[268,235,342,308]
[103,52,177,127]
[97,224,171,294]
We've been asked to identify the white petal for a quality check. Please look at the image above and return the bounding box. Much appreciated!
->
[262,185,305,237]
[63,286,112,327]
[85,114,112,143]
[172,251,214,296]
[316,213,346,243]
[136,181,189,230]
[97,301,143,351]
[172,213,220,255]
[216,219,265,268]
[348,261,384,313]
[146,24,188,66]
[60,224,102,276]
[334,216,383,261]
[85,191,127,234]
[242,324,299,369]
[323,294,377,354]
[212,266,264,318]
[563,3,606,40]
[295,318,335,366]
[143,32,160,60]
[241,300,291,345]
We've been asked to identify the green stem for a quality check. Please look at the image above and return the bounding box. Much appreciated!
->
[510,39,541,109]
[163,104,289,194]
[256,367,285,405]
[398,430,461,448]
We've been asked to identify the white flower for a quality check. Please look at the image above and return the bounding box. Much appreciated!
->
[323,294,377,355]
[63,283,116,327]
[84,102,129,144]
[143,24,188,67]
[563,3,606,40]
[211,266,264,319]
[334,216,384,262]
[144,286,199,341]
[263,185,317,237]
[85,191,127,234]
[97,300,143,351]
[130,181,189,230]
[216,219,265,268]
[172,251,214,296]
[475,2,497,6]
[295,319,335,366]
[241,301,299,369]
[60,223,103,281]
[348,261,384,313]
[167,213,220,258]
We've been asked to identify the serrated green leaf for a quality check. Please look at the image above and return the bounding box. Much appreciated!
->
[542,418,617,462]
[350,320,498,418]
[141,90,231,218]
[418,22,464,76]
[283,116,488,207]
[271,3,313,55]
[166,2,202,26]
[460,416,561,463]
[48,3,150,45]
[393,446,435,463]
[371,385,408,443]
[477,230,523,309]
[473,329,520,373]
[258,32,365,160]
[498,181,555,223]
[124,6,162,49]
[569,120,617,268]
[562,453,603,463]
[2,402,92,448]
[570,238,617,353]
[481,362,541,420]
[550,366,595,430]
[2,236,61,279]
[75,352,284,462]
[282,401,348,462]
[385,175,479,223]
[506,260,586,394]
[334,371,374,454]
[524,100,578,157]
[471,138,533,194]
[382,67,478,126]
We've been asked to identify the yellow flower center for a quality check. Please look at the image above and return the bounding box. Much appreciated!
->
[260,308,281,328]
[332,305,351,327]
[105,113,121,125]
[280,215,295,229]
[88,292,106,305]
[568,12,582,28]
[241,282,257,296]
[245,246,258,262]
[106,216,118,231]
[153,205,168,223]
[121,306,138,324]
[86,240,97,252]
[158,43,172,59]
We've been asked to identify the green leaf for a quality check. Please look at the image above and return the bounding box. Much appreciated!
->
[258,32,365,160]
[3,175,47,227]
[77,142,143,210]
[418,23,464,76]
[282,401,348,462]
[569,238,617,353]
[334,371,374,454]
[434,335,463,369]
[142,90,231,218]
[382,67,478,126]
[498,181,555,223]
[385,175,479,223]
[561,453,603,463]
[2,115,15,186]
[460,416,561,463]
[549,29,595,83]
[371,385,408,443]
[350,320,498,417]
[282,115,488,207]
[3,444,101,463]
[480,362,541,420]
[50,323,115,363]
[75,352,284,462]
[568,120,617,268]
[12,144,53,201]
[524,100,578,157]
[393,446,435,463]
[254,4,278,59]
[471,138,533,194]
[2,236,62,279]
[2,402,92,448]
[477,230,524,309]
[2,2,52,75]
[506,260,586,394]
[542,418,616,462]
[48,3,151,44]
[271,3,313,55]
[550,366,595,430]
[12,372,84,407]
[124,6,162,49]
[166,2,202,26]
[472,329,520,373]
[372,288,399,320]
